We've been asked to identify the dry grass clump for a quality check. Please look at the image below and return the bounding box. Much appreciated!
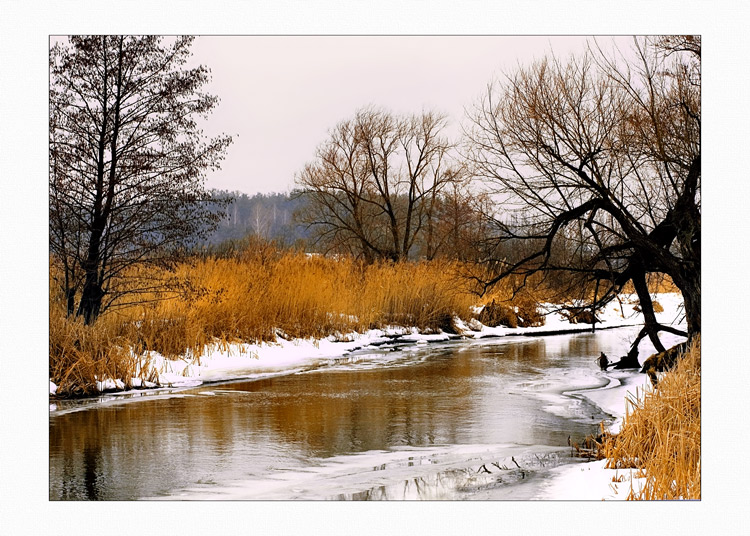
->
[478,299,519,328]
[49,293,158,396]
[474,273,550,328]
[562,307,598,325]
[603,335,701,500]
[621,273,680,295]
[512,294,546,327]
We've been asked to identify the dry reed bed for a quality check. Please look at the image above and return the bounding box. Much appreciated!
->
[49,245,674,397]
[604,335,701,500]
[51,250,499,395]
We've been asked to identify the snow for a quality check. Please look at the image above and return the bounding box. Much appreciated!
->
[96,378,125,392]
[49,292,685,401]
[537,459,645,500]
[465,291,684,339]
[534,302,688,500]
[533,370,653,500]
[149,443,562,500]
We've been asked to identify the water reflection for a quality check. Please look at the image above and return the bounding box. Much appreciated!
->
[50,328,641,500]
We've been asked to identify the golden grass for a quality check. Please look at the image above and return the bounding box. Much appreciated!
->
[621,273,680,295]
[49,297,156,396]
[603,335,701,500]
[50,245,479,395]
[50,242,685,397]
[155,252,476,347]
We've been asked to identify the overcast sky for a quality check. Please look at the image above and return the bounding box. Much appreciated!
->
[188,36,628,195]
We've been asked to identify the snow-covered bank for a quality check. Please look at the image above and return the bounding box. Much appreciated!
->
[459,291,684,339]
[535,370,653,500]
[535,325,689,500]
[49,292,685,400]
[536,458,645,500]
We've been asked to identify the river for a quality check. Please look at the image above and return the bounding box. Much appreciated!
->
[49,326,648,500]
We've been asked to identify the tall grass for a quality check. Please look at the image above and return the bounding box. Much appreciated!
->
[153,251,477,348]
[50,244,479,395]
[50,241,684,397]
[603,335,701,500]
[50,299,146,396]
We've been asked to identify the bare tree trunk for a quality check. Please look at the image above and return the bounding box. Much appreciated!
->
[66,287,76,317]
[674,269,701,336]
[77,36,124,325]
[77,38,109,325]
[632,265,667,353]
[78,268,104,325]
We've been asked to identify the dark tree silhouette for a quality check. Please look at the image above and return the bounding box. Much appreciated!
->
[465,36,700,365]
[50,36,232,324]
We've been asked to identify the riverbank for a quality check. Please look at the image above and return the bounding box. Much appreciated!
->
[49,324,681,502]
[50,292,684,400]
[536,330,696,500]
[535,373,653,500]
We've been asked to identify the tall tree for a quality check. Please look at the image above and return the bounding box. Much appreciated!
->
[50,36,232,323]
[465,36,700,364]
[296,107,458,262]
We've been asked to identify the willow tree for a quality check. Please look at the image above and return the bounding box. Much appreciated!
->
[50,36,232,324]
[465,37,700,365]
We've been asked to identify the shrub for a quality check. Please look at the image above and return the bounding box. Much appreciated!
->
[477,299,518,328]
[563,307,599,325]
[514,295,546,327]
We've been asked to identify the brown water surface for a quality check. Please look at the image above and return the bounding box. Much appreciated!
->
[49,328,642,500]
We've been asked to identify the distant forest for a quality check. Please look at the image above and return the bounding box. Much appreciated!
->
[204,190,311,247]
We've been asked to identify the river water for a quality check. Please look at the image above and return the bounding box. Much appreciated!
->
[49,326,647,500]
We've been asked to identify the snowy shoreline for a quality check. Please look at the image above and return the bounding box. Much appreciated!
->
[534,372,654,500]
[534,324,688,500]
[49,293,687,501]
[49,292,684,401]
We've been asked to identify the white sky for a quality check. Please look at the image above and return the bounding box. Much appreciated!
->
[189,36,627,195]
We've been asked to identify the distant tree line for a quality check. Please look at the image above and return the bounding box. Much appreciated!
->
[200,185,493,263]
[203,190,310,247]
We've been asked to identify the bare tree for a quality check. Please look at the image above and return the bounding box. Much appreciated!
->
[297,107,458,261]
[50,36,233,324]
[249,203,271,238]
[418,173,492,262]
[465,36,700,365]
